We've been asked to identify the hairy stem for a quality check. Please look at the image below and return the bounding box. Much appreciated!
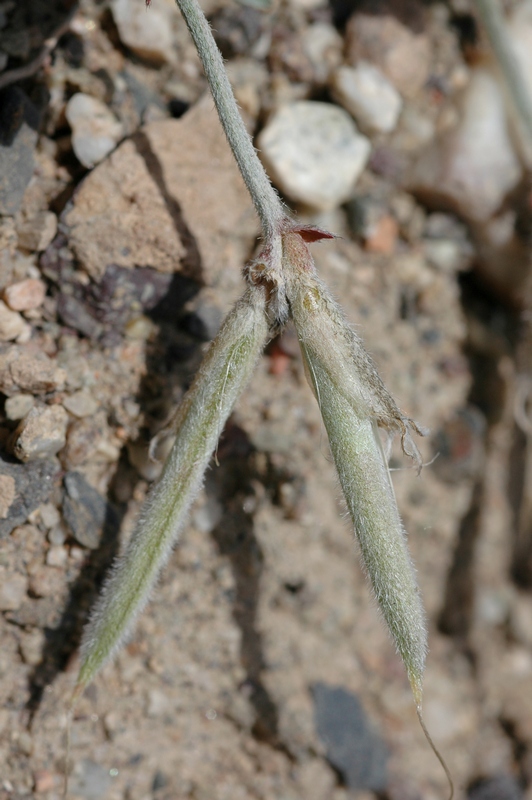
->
[474,0,532,165]
[175,0,287,238]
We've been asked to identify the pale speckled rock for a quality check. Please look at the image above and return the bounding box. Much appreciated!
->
[0,300,27,341]
[0,568,28,611]
[62,391,98,418]
[66,93,124,169]
[409,67,522,222]
[0,346,67,396]
[63,97,258,301]
[257,101,370,211]
[345,13,430,98]
[111,0,177,64]
[301,23,343,85]
[4,393,34,420]
[0,474,16,519]
[3,278,46,311]
[330,63,402,134]
[12,404,69,462]
[16,211,57,252]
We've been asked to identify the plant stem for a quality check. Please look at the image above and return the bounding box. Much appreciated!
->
[474,0,532,166]
[175,0,287,238]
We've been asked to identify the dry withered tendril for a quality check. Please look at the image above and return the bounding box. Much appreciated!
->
[71,0,453,796]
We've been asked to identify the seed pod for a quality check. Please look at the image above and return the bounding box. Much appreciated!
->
[284,232,426,702]
[77,286,269,691]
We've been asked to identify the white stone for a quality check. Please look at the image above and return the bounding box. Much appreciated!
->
[330,62,402,134]
[0,299,26,341]
[4,393,34,421]
[66,93,123,169]
[111,0,176,64]
[258,101,370,211]
[409,67,522,222]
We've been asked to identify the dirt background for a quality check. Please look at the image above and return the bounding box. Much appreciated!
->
[1,0,532,798]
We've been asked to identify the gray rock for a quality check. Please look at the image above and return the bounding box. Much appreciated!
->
[62,391,98,419]
[257,101,370,211]
[330,62,402,134]
[68,759,112,800]
[0,87,39,214]
[4,393,34,421]
[312,683,388,791]
[66,93,123,169]
[468,776,523,800]
[62,471,115,549]
[0,451,60,538]
[12,404,69,462]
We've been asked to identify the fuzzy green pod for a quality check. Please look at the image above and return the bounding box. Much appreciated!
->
[284,233,426,703]
[77,286,269,691]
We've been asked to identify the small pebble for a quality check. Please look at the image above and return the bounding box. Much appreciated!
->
[28,565,61,598]
[46,545,68,568]
[330,63,402,134]
[409,66,522,222]
[258,101,370,211]
[34,770,60,793]
[345,12,430,98]
[66,93,123,169]
[364,215,398,255]
[38,502,61,530]
[0,475,16,518]
[111,0,176,64]
[0,568,28,611]
[3,278,46,311]
[63,391,98,418]
[4,394,34,421]
[0,347,67,396]
[301,23,343,85]
[16,212,57,252]
[0,299,27,341]
[20,629,45,666]
[12,404,69,462]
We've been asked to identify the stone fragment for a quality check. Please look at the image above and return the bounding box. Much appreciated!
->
[210,6,263,59]
[330,62,402,134]
[257,101,370,211]
[19,628,45,666]
[0,474,16,518]
[312,683,388,791]
[12,404,69,462]
[62,97,258,296]
[0,299,27,341]
[345,13,430,98]
[409,67,522,223]
[66,93,124,169]
[62,391,98,418]
[0,568,28,611]
[28,565,61,598]
[4,394,35,421]
[38,502,61,530]
[301,23,343,85]
[46,545,67,567]
[69,759,111,800]
[0,345,67,396]
[0,452,60,538]
[468,776,523,800]
[3,278,46,311]
[0,87,39,214]
[62,471,117,549]
[16,212,57,252]
[111,0,176,64]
